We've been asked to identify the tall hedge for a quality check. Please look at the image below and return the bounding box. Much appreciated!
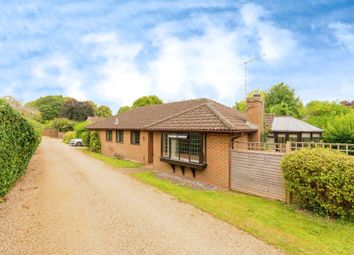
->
[0,99,42,196]
[89,131,101,153]
[281,148,354,219]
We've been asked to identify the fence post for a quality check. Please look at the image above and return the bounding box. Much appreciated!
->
[286,191,293,204]
[285,141,291,154]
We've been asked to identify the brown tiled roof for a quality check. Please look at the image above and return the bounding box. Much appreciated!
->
[87,98,257,133]
[265,113,275,129]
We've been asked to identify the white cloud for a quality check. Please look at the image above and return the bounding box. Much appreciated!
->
[79,3,297,107]
[240,3,296,61]
[83,33,151,105]
[149,24,244,101]
[329,22,354,54]
[31,53,85,99]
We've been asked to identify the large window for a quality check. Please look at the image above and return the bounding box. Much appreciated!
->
[106,130,113,142]
[161,133,206,164]
[131,131,140,145]
[116,130,124,143]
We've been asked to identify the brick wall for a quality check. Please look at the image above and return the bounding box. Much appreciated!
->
[99,130,150,164]
[246,96,264,142]
[153,132,250,189]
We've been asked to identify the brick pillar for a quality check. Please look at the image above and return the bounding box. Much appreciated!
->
[246,95,264,142]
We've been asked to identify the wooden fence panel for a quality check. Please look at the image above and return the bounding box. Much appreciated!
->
[230,150,286,201]
[43,128,59,138]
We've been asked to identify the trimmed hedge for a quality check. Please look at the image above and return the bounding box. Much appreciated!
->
[89,131,101,153]
[80,131,90,147]
[0,99,42,196]
[281,148,354,219]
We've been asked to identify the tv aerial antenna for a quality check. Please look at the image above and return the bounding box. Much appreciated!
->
[243,53,266,97]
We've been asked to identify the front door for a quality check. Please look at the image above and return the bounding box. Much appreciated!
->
[148,132,154,164]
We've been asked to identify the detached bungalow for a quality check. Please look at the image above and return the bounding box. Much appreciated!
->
[87,96,324,189]
[87,97,264,188]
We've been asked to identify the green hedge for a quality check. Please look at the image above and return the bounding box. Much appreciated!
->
[89,131,101,153]
[80,131,90,146]
[0,99,42,196]
[281,148,354,219]
[74,121,90,138]
[63,131,76,143]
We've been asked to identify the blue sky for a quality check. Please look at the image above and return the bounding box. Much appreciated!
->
[1,0,354,112]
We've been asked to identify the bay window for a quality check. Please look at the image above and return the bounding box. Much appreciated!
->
[161,133,206,164]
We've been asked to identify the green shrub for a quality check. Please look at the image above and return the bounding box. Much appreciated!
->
[48,118,76,132]
[89,131,101,153]
[281,148,354,219]
[80,131,90,147]
[324,113,354,144]
[74,121,90,138]
[0,99,41,196]
[63,131,76,143]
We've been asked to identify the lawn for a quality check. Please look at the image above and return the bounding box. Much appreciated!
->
[81,148,144,168]
[132,172,354,255]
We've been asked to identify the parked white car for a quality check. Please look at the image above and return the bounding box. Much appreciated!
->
[69,138,84,147]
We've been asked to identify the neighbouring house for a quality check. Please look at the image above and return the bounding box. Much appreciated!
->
[87,97,264,188]
[86,116,106,124]
[265,114,323,143]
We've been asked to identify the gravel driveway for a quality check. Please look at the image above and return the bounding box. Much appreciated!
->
[0,137,282,255]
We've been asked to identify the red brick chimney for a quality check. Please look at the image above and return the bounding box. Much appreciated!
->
[246,94,264,142]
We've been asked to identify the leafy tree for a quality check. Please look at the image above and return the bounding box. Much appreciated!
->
[265,82,303,117]
[301,100,352,129]
[96,105,112,117]
[61,99,95,122]
[2,95,41,120]
[233,90,266,112]
[86,100,98,113]
[26,95,72,122]
[117,105,131,114]
[324,113,354,143]
[132,95,163,108]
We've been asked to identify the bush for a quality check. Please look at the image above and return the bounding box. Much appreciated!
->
[63,131,76,144]
[48,118,76,132]
[324,113,354,144]
[74,121,90,138]
[281,148,354,219]
[0,99,41,196]
[89,131,101,152]
[80,131,90,147]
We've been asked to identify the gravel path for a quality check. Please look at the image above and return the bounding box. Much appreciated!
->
[0,137,282,255]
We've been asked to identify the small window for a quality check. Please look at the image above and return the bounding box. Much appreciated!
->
[131,131,140,145]
[116,130,124,143]
[277,133,286,143]
[312,133,321,142]
[289,134,298,142]
[106,130,113,142]
[302,133,311,142]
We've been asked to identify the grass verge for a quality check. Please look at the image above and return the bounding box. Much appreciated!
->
[81,148,143,168]
[132,171,354,255]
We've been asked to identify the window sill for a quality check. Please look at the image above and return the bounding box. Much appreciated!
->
[160,157,207,169]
